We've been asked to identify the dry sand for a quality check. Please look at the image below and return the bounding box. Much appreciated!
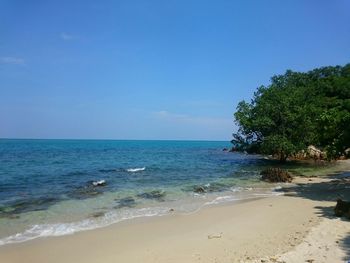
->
[0,162,349,263]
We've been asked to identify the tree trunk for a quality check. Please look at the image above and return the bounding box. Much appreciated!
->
[279,152,287,163]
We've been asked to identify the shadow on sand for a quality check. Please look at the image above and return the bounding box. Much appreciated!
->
[277,171,350,261]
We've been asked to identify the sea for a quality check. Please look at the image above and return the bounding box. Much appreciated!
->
[0,139,284,245]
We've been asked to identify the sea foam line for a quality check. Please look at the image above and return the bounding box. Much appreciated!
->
[0,187,284,246]
[0,206,169,246]
[126,167,146,172]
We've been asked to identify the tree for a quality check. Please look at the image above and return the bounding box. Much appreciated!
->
[232,64,350,161]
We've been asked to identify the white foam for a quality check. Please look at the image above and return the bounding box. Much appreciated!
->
[230,187,243,192]
[126,167,146,172]
[204,195,239,205]
[92,180,106,186]
[0,206,169,246]
[0,185,285,246]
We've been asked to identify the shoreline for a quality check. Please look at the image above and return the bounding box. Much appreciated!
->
[0,185,283,246]
[0,161,349,262]
[0,195,321,263]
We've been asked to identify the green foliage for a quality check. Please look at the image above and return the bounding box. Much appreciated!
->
[232,64,350,161]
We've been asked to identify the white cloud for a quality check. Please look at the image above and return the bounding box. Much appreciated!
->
[60,32,76,41]
[0,57,25,65]
[153,110,232,126]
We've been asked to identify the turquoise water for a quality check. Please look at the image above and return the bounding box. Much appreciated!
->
[0,139,281,245]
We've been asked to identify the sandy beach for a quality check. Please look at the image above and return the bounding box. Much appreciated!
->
[0,161,349,263]
[1,1,349,262]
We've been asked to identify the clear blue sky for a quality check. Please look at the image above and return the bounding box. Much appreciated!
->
[1,0,349,140]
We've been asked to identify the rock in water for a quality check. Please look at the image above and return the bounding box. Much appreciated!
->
[260,168,292,183]
[334,199,350,218]
[92,180,106,186]
[193,186,206,193]
[114,197,137,209]
[90,211,105,218]
[137,190,166,201]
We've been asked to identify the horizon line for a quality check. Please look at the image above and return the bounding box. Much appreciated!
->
[0,137,230,142]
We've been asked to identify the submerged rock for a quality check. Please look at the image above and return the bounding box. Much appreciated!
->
[194,186,206,193]
[260,168,292,183]
[206,182,229,192]
[90,211,105,218]
[192,182,229,194]
[0,196,60,218]
[114,196,137,208]
[137,190,166,201]
[334,199,350,218]
[69,180,107,199]
[69,187,102,199]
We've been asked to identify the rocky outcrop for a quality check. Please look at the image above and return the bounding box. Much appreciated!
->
[334,199,350,218]
[345,148,350,158]
[260,168,293,183]
[307,145,326,159]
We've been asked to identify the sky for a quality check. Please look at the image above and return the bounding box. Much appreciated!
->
[1,0,350,140]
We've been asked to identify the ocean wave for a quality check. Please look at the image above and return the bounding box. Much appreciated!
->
[126,167,146,173]
[204,195,239,205]
[230,186,253,192]
[92,180,106,186]
[0,206,169,246]
[204,187,284,206]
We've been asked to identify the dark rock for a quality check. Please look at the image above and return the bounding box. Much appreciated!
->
[260,168,292,183]
[69,186,103,200]
[334,199,350,217]
[90,211,105,218]
[0,196,60,218]
[205,182,228,192]
[194,186,206,193]
[91,180,106,187]
[192,182,229,194]
[229,147,238,152]
[137,190,166,201]
[114,197,137,208]
[345,148,350,158]
[222,148,228,151]
[69,187,102,199]
[69,180,108,199]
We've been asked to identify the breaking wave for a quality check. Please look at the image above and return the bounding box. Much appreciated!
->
[126,167,146,173]
[0,206,169,246]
